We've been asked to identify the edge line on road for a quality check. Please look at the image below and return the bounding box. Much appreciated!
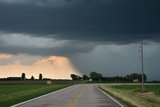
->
[97,86,124,107]
[11,85,78,107]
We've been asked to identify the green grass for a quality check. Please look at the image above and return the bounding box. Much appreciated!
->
[0,84,70,107]
[112,85,160,96]
[99,86,136,107]
[100,84,160,107]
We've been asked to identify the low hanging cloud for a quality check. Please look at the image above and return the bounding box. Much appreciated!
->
[0,33,95,55]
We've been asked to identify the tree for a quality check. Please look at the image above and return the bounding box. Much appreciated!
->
[31,76,34,80]
[39,73,43,80]
[90,71,102,81]
[126,73,139,82]
[70,74,82,80]
[138,74,147,82]
[82,75,89,80]
[21,73,26,80]
[126,73,147,83]
[130,73,139,80]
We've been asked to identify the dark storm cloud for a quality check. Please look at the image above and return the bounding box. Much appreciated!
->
[0,34,96,55]
[0,0,160,81]
[0,44,95,56]
[0,0,160,43]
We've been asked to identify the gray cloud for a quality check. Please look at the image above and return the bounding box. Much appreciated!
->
[0,0,160,44]
[0,33,95,56]
[0,0,160,80]
[70,43,160,81]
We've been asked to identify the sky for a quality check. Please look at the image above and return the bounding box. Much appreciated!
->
[0,0,160,80]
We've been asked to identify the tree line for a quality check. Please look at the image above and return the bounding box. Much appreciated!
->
[70,71,147,83]
[0,73,43,81]
[21,73,43,80]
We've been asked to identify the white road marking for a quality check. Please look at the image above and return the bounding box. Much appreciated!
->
[97,86,124,107]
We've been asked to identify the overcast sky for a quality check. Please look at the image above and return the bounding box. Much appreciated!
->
[0,0,160,80]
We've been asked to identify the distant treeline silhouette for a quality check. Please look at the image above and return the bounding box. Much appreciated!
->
[0,72,159,83]
[71,71,148,83]
[0,73,44,81]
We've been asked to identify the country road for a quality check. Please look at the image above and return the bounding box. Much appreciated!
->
[12,84,123,107]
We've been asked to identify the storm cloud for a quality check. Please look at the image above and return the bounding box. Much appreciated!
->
[0,33,96,55]
[0,0,160,43]
[0,0,160,80]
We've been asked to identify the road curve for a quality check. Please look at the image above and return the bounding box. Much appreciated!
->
[12,84,122,107]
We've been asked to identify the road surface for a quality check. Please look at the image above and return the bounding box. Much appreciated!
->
[12,84,123,107]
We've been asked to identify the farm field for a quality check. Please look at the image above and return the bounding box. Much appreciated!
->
[0,84,70,107]
[100,83,160,107]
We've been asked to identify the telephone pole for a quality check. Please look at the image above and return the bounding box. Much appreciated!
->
[140,42,144,92]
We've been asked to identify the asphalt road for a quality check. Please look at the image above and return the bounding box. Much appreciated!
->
[12,84,123,107]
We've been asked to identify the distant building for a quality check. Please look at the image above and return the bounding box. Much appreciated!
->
[133,79,139,83]
[89,79,92,81]
[43,78,52,84]
[46,80,52,84]
[43,78,52,80]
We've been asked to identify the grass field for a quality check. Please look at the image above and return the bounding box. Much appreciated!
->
[100,84,160,107]
[0,84,70,107]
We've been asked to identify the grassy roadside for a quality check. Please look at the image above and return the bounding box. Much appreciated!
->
[100,84,160,107]
[99,86,135,107]
[0,84,70,107]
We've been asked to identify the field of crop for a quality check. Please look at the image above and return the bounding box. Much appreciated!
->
[100,83,160,107]
[0,84,69,107]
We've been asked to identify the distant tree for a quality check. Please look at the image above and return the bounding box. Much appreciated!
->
[114,76,123,82]
[123,77,128,82]
[39,73,43,80]
[126,73,139,82]
[70,74,82,80]
[138,74,147,82]
[130,73,139,80]
[82,75,89,80]
[71,74,77,80]
[125,73,147,83]
[90,71,102,81]
[21,73,26,80]
[31,76,34,80]
[126,74,132,82]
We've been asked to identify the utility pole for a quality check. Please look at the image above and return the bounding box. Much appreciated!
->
[139,42,144,92]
